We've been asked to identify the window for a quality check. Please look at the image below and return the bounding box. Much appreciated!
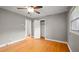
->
[71,18,79,32]
[70,7,79,32]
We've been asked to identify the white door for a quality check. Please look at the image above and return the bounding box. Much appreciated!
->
[40,20,45,37]
[25,19,31,36]
[34,20,40,38]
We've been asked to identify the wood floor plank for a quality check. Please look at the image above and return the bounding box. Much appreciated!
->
[0,37,70,52]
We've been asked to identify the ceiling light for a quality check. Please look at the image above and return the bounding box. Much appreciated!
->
[27,7,34,12]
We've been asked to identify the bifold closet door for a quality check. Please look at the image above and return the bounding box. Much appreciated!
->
[25,19,31,36]
[40,20,45,37]
[34,20,40,38]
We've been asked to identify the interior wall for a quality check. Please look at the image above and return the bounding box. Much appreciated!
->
[44,13,67,41]
[68,7,79,52]
[0,8,25,45]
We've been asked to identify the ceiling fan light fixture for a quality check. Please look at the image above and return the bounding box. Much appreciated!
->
[27,7,34,12]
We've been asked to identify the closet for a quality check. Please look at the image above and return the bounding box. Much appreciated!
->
[25,19,45,38]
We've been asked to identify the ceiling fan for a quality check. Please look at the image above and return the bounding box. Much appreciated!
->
[17,6,43,14]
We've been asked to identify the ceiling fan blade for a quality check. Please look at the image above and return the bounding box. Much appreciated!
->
[34,10,40,14]
[17,8,27,9]
[31,6,43,9]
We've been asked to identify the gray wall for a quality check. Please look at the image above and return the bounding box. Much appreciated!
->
[68,32,79,52]
[44,13,67,41]
[68,7,79,52]
[0,8,25,45]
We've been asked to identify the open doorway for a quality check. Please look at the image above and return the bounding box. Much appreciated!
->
[33,19,45,39]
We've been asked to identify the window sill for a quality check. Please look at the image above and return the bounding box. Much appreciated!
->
[70,31,79,36]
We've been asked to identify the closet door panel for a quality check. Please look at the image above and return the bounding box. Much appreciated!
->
[34,20,40,38]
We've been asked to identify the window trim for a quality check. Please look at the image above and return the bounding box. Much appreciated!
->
[71,17,79,31]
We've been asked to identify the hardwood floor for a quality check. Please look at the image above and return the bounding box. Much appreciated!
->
[0,37,70,52]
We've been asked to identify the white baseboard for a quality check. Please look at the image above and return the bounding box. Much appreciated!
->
[66,43,72,52]
[47,39,67,44]
[0,43,8,47]
[8,38,25,45]
[0,37,26,48]
[47,39,72,52]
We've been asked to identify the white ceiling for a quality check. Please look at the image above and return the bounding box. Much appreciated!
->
[0,6,70,19]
